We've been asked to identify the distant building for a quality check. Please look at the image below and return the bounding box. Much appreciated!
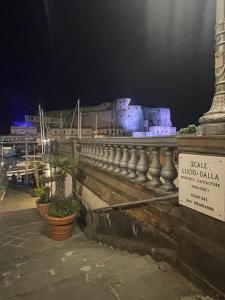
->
[0,122,38,144]
[25,98,176,138]
[10,125,37,137]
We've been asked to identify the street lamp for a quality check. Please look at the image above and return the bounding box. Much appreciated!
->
[199,0,225,134]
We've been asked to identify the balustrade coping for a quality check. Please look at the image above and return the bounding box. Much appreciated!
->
[77,137,176,147]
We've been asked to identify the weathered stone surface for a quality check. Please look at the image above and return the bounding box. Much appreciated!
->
[0,188,208,300]
[176,135,225,155]
[76,162,225,297]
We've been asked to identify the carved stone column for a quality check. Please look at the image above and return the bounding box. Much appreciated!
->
[136,147,149,182]
[161,147,178,192]
[102,146,110,169]
[107,146,115,171]
[80,144,84,162]
[113,146,122,173]
[85,145,89,163]
[148,147,162,187]
[119,146,129,175]
[127,146,138,179]
[93,145,100,166]
[88,145,92,163]
[90,145,96,165]
[88,145,93,163]
[199,0,225,134]
[97,145,104,167]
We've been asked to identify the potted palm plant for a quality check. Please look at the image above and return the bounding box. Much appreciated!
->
[45,155,80,241]
[34,186,50,217]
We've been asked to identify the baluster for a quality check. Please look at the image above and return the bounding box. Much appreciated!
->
[136,146,149,182]
[97,145,104,167]
[86,145,90,163]
[95,145,101,167]
[119,146,129,175]
[91,145,96,165]
[161,147,178,191]
[83,144,87,162]
[80,144,84,162]
[107,146,115,171]
[113,146,122,173]
[127,146,138,179]
[102,145,109,169]
[87,144,91,163]
[90,145,96,165]
[93,145,100,166]
[92,145,97,164]
[148,147,162,187]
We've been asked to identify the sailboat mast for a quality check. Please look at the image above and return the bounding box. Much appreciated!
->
[67,101,78,139]
[95,114,98,138]
[80,108,82,139]
[39,105,44,154]
[77,99,80,139]
[42,109,46,154]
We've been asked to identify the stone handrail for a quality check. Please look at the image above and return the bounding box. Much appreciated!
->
[77,137,178,192]
[52,137,178,192]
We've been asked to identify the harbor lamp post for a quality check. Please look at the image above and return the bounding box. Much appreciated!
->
[199,0,225,134]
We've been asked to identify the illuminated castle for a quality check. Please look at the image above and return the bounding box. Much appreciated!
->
[26,98,176,137]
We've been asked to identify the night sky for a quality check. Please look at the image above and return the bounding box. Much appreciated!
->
[0,0,216,133]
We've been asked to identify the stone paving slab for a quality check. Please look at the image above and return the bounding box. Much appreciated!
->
[0,188,215,300]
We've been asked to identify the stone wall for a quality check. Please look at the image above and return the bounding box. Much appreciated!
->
[116,105,143,132]
[52,139,225,295]
[143,107,172,127]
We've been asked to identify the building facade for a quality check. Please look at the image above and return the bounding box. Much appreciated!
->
[0,123,38,144]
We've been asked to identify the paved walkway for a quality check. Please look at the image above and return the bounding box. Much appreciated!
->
[0,187,37,213]
[0,188,214,300]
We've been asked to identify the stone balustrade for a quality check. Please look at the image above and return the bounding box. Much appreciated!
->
[78,137,178,192]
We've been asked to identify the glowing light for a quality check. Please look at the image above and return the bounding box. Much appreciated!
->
[14,121,33,127]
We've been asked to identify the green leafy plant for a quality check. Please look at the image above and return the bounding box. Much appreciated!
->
[34,186,50,204]
[48,197,80,218]
[48,154,79,217]
[53,155,77,176]
[178,124,197,135]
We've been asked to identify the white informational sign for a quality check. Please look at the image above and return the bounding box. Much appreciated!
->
[179,153,225,221]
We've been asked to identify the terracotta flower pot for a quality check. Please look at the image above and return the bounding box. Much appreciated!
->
[36,201,50,218]
[45,213,76,241]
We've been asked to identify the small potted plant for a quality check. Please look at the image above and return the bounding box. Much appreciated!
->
[46,196,80,240]
[45,155,79,240]
[34,186,50,218]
